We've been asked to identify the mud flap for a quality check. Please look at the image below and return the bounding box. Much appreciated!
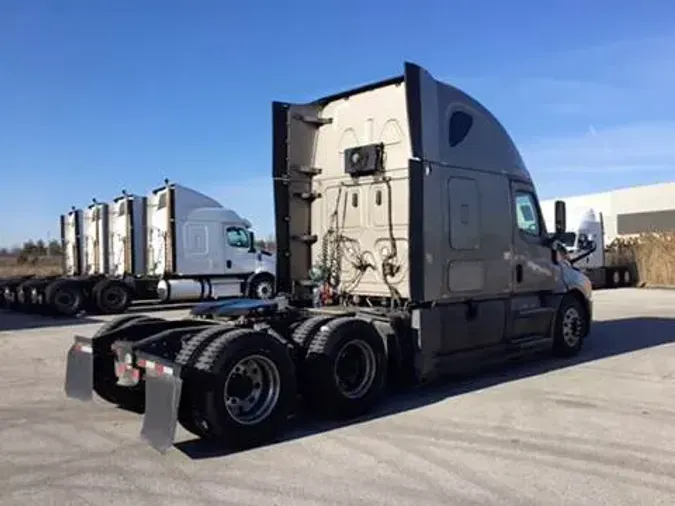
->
[64,336,94,401]
[140,365,183,453]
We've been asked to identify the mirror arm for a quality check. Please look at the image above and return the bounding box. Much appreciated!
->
[569,244,597,265]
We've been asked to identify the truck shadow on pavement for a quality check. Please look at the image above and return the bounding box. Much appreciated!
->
[175,316,675,460]
[0,302,197,330]
[0,309,102,331]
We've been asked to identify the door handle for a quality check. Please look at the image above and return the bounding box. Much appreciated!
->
[226,260,232,269]
[515,264,523,283]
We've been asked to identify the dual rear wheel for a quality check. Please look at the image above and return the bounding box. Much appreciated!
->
[175,315,388,450]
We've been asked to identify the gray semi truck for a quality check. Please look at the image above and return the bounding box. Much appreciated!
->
[64,61,594,454]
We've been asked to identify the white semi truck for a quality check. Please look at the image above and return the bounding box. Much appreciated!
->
[3,181,276,316]
[541,202,634,289]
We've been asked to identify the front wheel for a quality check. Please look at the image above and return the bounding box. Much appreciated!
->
[196,328,297,450]
[552,295,589,357]
[247,274,275,300]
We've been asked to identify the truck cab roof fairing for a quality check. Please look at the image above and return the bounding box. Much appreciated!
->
[403,62,532,183]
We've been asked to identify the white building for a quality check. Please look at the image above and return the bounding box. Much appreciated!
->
[540,181,675,243]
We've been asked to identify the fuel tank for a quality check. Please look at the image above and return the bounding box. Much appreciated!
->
[156,278,243,302]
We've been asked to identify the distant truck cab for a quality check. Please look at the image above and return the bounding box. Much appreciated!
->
[65,61,594,454]
[541,201,635,289]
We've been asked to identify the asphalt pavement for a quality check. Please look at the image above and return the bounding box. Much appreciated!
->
[0,288,673,506]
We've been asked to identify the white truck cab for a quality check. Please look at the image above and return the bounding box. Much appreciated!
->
[147,182,276,302]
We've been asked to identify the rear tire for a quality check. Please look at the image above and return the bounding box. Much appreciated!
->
[195,328,297,450]
[303,316,387,419]
[174,324,234,439]
[93,279,132,314]
[552,295,589,357]
[291,315,336,352]
[290,315,336,398]
[45,280,84,317]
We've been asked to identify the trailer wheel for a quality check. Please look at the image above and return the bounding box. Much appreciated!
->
[195,328,297,449]
[174,324,234,439]
[552,295,589,357]
[93,279,132,314]
[304,316,387,419]
[45,280,83,317]
[247,274,275,300]
[92,315,162,411]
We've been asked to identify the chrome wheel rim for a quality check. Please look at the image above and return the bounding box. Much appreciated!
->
[562,307,583,347]
[333,339,377,399]
[256,281,273,300]
[223,355,280,425]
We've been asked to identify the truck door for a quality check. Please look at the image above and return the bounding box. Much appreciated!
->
[223,225,255,275]
[508,180,557,339]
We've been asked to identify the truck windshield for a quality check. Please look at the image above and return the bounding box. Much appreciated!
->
[560,232,576,247]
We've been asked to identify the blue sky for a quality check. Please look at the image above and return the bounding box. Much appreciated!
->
[1,0,675,247]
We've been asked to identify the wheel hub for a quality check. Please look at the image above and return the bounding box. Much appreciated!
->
[56,292,74,307]
[333,339,377,400]
[223,355,280,425]
[257,282,272,299]
[562,307,582,346]
[104,287,125,306]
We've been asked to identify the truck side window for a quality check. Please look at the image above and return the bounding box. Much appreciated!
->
[515,192,541,236]
[226,227,251,249]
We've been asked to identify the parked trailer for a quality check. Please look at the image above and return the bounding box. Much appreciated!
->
[65,61,594,454]
[9,182,276,316]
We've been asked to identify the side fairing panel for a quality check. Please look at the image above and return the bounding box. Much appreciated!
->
[109,195,148,276]
[404,63,528,303]
[82,203,110,275]
[61,209,83,276]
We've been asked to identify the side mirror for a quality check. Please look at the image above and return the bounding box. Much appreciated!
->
[554,200,566,234]
[580,238,597,253]
[248,231,256,253]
